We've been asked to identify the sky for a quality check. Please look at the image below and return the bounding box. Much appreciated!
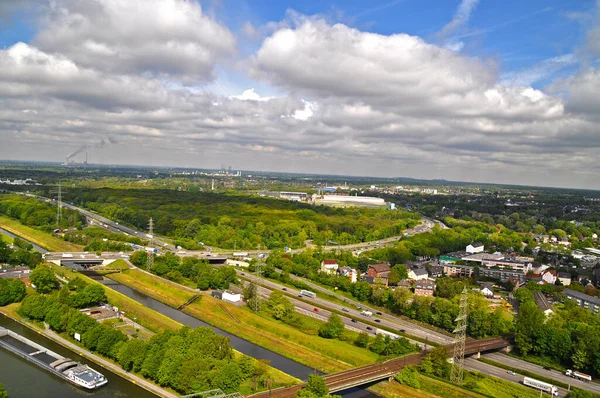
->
[1,0,600,189]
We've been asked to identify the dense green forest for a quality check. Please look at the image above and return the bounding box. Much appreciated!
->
[65,188,420,249]
[0,194,85,230]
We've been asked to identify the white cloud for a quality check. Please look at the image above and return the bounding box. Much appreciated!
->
[230,88,272,101]
[437,0,479,41]
[2,4,600,189]
[500,54,577,86]
[33,0,236,82]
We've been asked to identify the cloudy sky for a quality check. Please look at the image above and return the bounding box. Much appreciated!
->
[1,0,599,189]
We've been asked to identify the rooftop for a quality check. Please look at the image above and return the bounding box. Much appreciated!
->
[369,263,391,273]
[564,288,600,306]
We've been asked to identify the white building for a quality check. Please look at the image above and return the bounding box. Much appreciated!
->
[466,242,484,254]
[226,259,250,268]
[407,268,429,281]
[320,260,339,274]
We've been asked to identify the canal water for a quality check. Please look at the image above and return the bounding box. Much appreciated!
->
[103,282,379,398]
[0,315,156,398]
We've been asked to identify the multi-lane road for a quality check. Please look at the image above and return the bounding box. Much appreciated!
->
[482,351,600,394]
[238,269,449,345]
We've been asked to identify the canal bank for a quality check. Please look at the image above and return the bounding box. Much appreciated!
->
[0,226,48,253]
[101,280,380,398]
[0,314,158,398]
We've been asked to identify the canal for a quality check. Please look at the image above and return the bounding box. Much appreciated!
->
[103,281,378,398]
[0,314,156,398]
[0,227,48,253]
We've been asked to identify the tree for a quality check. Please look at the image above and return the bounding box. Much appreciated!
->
[213,363,244,393]
[318,313,344,339]
[300,374,328,397]
[354,332,370,348]
[420,346,451,378]
[0,279,26,306]
[0,383,7,398]
[395,366,420,389]
[30,266,58,293]
[514,301,545,356]
[388,265,408,285]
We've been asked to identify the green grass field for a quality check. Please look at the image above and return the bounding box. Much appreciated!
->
[0,232,14,244]
[107,268,381,373]
[0,215,82,252]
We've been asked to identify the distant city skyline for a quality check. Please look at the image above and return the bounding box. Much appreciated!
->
[1,0,600,189]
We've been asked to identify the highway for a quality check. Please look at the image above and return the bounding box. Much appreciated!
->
[238,269,449,345]
[483,352,600,395]
[464,357,568,397]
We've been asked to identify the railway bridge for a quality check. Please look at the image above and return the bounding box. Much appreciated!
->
[249,337,510,398]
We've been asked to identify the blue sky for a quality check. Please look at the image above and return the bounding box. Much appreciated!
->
[1,0,600,188]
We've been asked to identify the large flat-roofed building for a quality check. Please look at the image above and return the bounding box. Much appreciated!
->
[280,192,308,201]
[564,288,600,314]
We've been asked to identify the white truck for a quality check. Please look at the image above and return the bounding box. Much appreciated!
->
[62,253,74,258]
[566,369,592,382]
[361,310,373,317]
[233,252,249,257]
[522,377,558,396]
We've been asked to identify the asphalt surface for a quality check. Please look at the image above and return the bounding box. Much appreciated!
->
[483,352,600,395]
[239,269,446,346]
[465,357,567,397]
[276,271,453,344]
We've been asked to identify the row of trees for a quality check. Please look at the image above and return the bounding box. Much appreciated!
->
[0,239,42,268]
[17,281,268,394]
[130,252,238,290]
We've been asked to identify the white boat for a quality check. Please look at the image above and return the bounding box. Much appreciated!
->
[63,363,108,389]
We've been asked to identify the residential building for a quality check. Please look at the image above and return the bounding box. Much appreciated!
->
[407,268,429,281]
[397,280,411,289]
[533,291,554,317]
[480,283,494,298]
[320,260,339,274]
[414,279,435,296]
[362,275,388,286]
[564,288,600,314]
[443,264,474,278]
[478,267,526,283]
[541,270,557,285]
[367,263,391,278]
[558,272,572,286]
[466,242,484,254]
[428,265,444,279]
[338,266,357,283]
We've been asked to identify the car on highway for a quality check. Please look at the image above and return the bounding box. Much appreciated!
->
[282,288,287,291]
[240,273,245,276]
[376,311,382,315]
[507,371,516,375]
[374,319,381,323]
[342,308,349,312]
[543,366,552,371]
[366,326,372,331]
[398,329,405,333]
[313,308,319,312]
[351,319,357,323]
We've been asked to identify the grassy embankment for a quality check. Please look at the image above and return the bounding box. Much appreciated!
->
[0,232,14,244]
[108,268,382,373]
[42,264,299,390]
[0,215,82,252]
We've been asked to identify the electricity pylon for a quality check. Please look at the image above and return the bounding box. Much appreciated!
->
[451,287,468,385]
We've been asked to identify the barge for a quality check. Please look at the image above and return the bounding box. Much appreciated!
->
[0,326,107,389]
